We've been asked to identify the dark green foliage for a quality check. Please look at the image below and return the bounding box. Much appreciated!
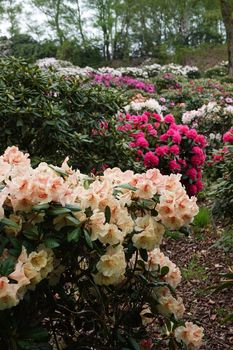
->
[10,35,58,62]
[0,57,131,173]
[211,145,233,221]
[205,66,228,78]
[57,40,103,68]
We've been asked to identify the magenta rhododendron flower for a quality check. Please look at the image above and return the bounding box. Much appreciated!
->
[156,145,170,156]
[136,137,149,148]
[144,152,159,168]
[116,111,206,196]
[169,160,181,172]
[164,114,175,123]
[91,73,156,93]
[186,168,197,181]
[187,129,198,139]
[223,128,233,144]
[170,144,180,155]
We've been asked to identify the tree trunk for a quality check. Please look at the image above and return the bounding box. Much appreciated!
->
[55,0,64,45]
[75,0,87,48]
[220,0,233,76]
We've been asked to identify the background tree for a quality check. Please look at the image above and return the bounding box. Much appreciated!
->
[2,0,22,36]
[30,0,67,45]
[220,0,233,76]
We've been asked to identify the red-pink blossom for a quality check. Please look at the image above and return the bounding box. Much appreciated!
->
[144,152,159,168]
[223,128,233,144]
[170,145,180,155]
[169,160,181,172]
[192,146,204,157]
[164,114,175,124]
[155,145,170,156]
[136,137,149,148]
[196,180,203,191]
[187,129,198,140]
[186,184,198,196]
[186,168,197,181]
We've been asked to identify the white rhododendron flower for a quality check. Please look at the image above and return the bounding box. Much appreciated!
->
[124,98,162,115]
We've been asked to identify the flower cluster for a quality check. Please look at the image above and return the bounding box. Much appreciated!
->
[209,128,233,165]
[124,98,163,115]
[182,101,233,135]
[223,127,233,144]
[160,63,199,77]
[36,58,199,79]
[91,73,156,93]
[0,146,203,348]
[117,112,207,196]
[0,246,54,310]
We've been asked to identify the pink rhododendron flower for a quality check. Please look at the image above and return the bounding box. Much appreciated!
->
[164,114,175,124]
[195,180,203,192]
[116,111,206,196]
[186,168,197,181]
[155,145,170,156]
[191,155,205,166]
[169,160,181,172]
[136,137,149,148]
[223,128,233,144]
[186,184,198,196]
[144,152,159,168]
[195,134,207,148]
[170,144,180,155]
[187,129,198,139]
[152,113,162,122]
[192,146,204,157]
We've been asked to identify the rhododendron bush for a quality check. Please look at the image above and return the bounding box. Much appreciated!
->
[91,72,156,93]
[182,101,233,136]
[0,147,203,349]
[209,128,233,219]
[117,112,207,196]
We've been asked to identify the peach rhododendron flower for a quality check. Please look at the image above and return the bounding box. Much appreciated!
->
[156,287,185,320]
[94,245,126,285]
[0,145,200,330]
[174,322,204,349]
[147,248,181,288]
[0,277,21,310]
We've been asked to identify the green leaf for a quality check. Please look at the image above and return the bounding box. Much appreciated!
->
[17,340,31,350]
[138,274,149,285]
[128,337,141,350]
[223,313,233,323]
[104,205,111,224]
[0,256,15,276]
[139,248,148,262]
[1,218,20,229]
[65,204,81,211]
[83,229,93,249]
[67,227,82,242]
[23,327,49,342]
[179,226,191,236]
[48,165,68,177]
[160,266,170,276]
[32,204,50,211]
[48,207,71,216]
[66,215,80,226]
[44,238,60,248]
[115,184,137,191]
[23,227,39,240]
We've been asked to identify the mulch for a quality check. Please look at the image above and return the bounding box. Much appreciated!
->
[162,227,233,350]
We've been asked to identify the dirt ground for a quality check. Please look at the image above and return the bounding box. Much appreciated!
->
[162,227,233,350]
